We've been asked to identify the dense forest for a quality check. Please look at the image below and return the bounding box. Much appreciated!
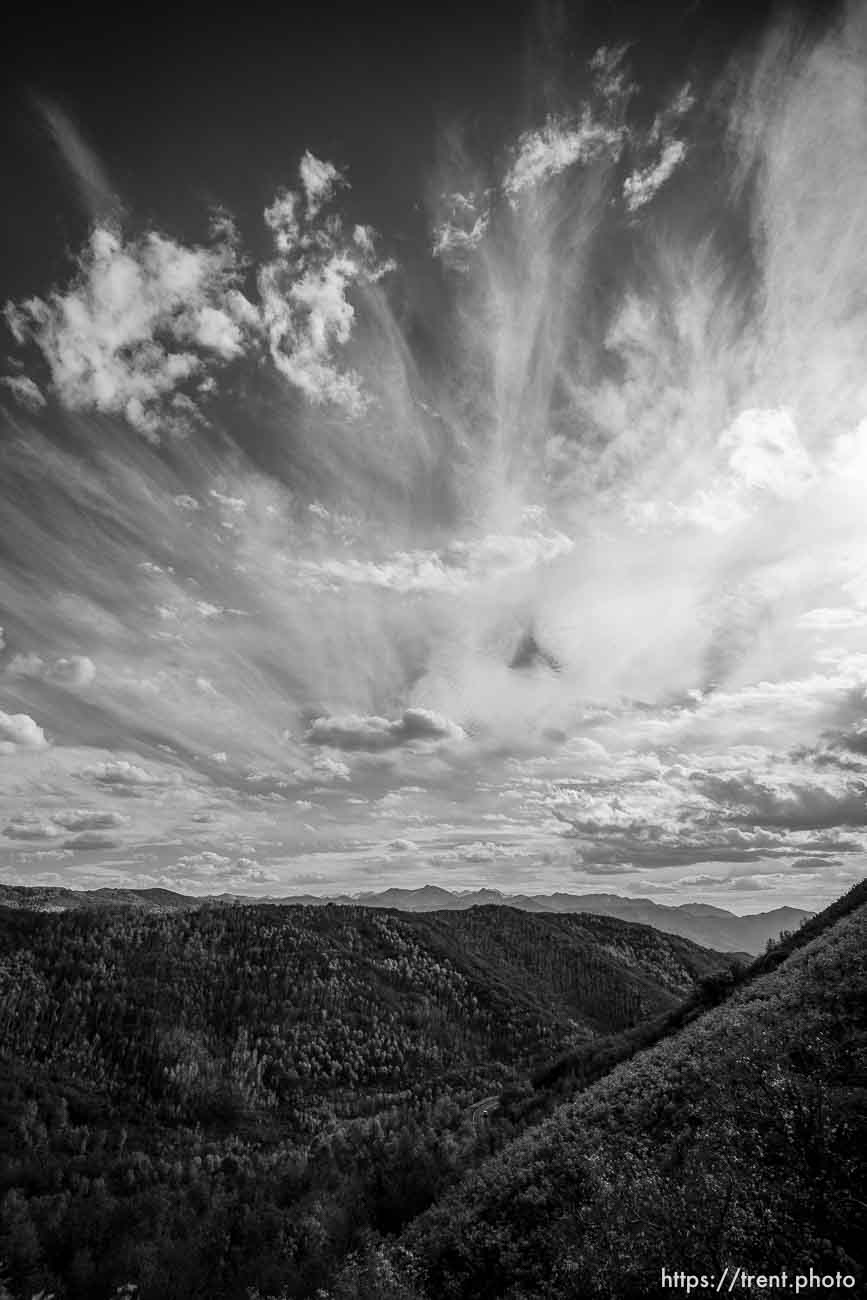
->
[0,902,733,1299]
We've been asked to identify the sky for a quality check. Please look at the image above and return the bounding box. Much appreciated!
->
[2,0,866,912]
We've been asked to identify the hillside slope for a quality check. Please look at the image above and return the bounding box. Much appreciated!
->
[0,904,732,1125]
[0,901,736,1299]
[414,907,731,1032]
[334,883,867,1299]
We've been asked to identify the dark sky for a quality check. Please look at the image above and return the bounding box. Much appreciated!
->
[2,0,795,296]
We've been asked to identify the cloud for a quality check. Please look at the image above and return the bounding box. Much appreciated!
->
[209,488,247,513]
[503,111,624,200]
[545,738,867,874]
[51,809,127,831]
[306,707,464,751]
[157,850,277,888]
[797,608,867,631]
[312,753,351,781]
[176,850,232,872]
[6,653,96,688]
[291,528,574,594]
[299,151,343,217]
[837,725,867,757]
[3,817,61,841]
[63,831,122,851]
[0,711,48,753]
[432,192,491,265]
[82,759,173,787]
[4,224,254,439]
[0,374,46,410]
[32,95,120,221]
[623,138,687,212]
[696,771,867,831]
[590,45,634,105]
[577,861,637,876]
[721,408,812,497]
[258,153,393,412]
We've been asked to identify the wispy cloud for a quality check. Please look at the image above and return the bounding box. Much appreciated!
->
[623,138,687,212]
[503,111,624,201]
[0,374,46,411]
[31,94,121,222]
[433,192,491,266]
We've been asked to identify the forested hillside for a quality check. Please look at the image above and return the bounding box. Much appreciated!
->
[333,881,867,1299]
[0,903,732,1299]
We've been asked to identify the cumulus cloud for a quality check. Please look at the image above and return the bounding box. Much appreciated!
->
[546,738,867,874]
[695,771,867,831]
[0,711,48,753]
[299,151,343,217]
[258,152,393,413]
[1,374,46,410]
[51,809,127,831]
[306,707,464,751]
[82,759,173,787]
[158,850,277,888]
[176,850,232,872]
[627,407,815,533]
[4,224,255,439]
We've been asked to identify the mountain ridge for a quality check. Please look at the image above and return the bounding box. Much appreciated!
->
[0,881,812,953]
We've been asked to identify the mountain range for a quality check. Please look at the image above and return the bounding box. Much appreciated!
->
[0,881,812,953]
